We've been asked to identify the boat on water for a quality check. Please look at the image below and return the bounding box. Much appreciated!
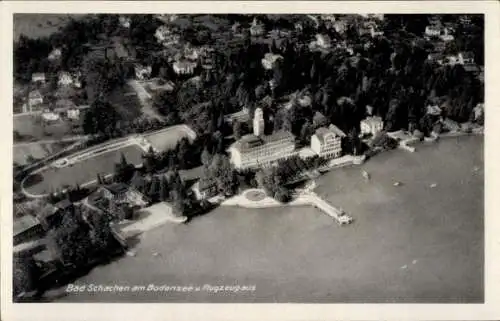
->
[362,170,370,180]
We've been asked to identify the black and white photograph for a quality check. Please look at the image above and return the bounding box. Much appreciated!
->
[2,1,499,318]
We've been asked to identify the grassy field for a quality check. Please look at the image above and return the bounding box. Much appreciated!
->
[13,141,73,166]
[144,126,196,152]
[14,14,85,41]
[14,114,84,141]
[49,135,483,303]
[23,144,145,196]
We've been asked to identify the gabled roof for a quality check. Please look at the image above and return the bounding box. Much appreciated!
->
[362,116,383,125]
[29,90,43,99]
[105,183,131,195]
[313,111,328,126]
[14,215,41,236]
[37,204,59,222]
[198,177,218,191]
[314,127,339,145]
[328,124,346,137]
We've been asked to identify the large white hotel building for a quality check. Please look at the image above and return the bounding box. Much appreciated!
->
[228,108,344,170]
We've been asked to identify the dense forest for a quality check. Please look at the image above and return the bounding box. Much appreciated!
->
[14,14,484,140]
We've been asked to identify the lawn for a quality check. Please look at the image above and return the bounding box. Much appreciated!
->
[13,141,73,166]
[23,144,145,196]
[14,14,86,41]
[14,114,83,141]
[144,125,196,152]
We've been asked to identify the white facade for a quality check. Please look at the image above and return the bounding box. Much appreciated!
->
[155,26,180,46]
[261,53,283,70]
[31,73,46,84]
[135,65,152,80]
[173,61,197,75]
[360,116,384,136]
[58,72,73,86]
[311,127,342,158]
[155,26,171,42]
[250,18,265,36]
[473,103,484,121]
[28,90,43,110]
[333,21,347,34]
[458,52,474,65]
[42,112,60,122]
[370,26,384,38]
[229,132,296,170]
[315,34,332,49]
[119,16,131,28]
[425,25,441,37]
[253,108,265,136]
[67,108,81,120]
[48,48,62,61]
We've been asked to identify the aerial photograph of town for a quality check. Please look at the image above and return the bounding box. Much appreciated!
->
[12,13,484,303]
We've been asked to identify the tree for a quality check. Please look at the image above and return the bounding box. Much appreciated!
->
[87,209,117,258]
[233,121,242,140]
[13,255,40,298]
[176,138,191,169]
[159,176,169,201]
[130,171,147,194]
[274,186,292,203]
[142,147,158,174]
[82,99,121,136]
[170,188,186,214]
[209,154,238,196]
[347,127,361,155]
[47,207,93,268]
[147,176,161,202]
[114,153,134,183]
[299,120,314,145]
[201,147,213,167]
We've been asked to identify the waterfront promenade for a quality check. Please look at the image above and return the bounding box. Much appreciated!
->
[221,188,351,225]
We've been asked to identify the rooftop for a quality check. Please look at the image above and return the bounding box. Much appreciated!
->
[14,215,41,236]
[198,177,218,190]
[106,183,131,195]
[460,51,475,59]
[232,131,295,152]
[37,204,59,222]
[29,90,42,99]
[314,127,342,145]
[328,124,347,137]
[362,116,383,124]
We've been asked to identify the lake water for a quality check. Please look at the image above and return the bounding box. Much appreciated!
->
[53,135,484,303]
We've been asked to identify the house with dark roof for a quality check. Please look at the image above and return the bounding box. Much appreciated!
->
[87,183,149,213]
[192,177,219,201]
[224,108,250,125]
[14,215,44,246]
[36,199,73,230]
[28,90,44,111]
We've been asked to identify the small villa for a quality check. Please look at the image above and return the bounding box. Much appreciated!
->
[360,116,384,136]
[31,72,46,84]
